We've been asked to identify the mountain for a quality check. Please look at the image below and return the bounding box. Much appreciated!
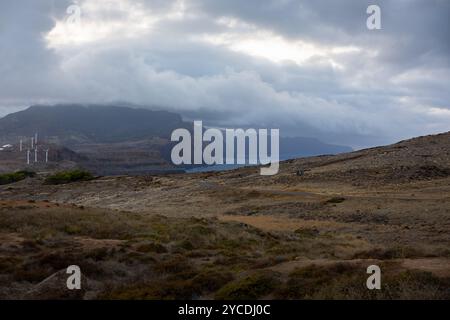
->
[0,104,353,175]
[0,104,188,145]
[0,104,189,174]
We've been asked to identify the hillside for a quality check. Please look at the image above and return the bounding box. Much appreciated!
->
[269,131,450,186]
[0,131,449,299]
[0,104,188,145]
[0,143,87,174]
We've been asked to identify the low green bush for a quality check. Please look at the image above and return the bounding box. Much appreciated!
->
[44,169,94,185]
[0,170,36,185]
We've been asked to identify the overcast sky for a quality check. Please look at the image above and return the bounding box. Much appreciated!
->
[0,0,449,148]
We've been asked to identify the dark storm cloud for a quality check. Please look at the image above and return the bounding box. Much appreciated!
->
[0,0,449,147]
[192,0,450,63]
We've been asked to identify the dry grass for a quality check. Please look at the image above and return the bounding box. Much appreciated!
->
[1,200,448,300]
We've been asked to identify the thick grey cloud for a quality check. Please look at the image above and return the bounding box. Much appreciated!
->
[0,0,449,148]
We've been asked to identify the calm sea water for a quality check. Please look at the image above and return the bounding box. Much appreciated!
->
[185,163,251,173]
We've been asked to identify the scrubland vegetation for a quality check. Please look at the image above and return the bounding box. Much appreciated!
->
[0,170,35,185]
[0,202,448,300]
[44,170,94,185]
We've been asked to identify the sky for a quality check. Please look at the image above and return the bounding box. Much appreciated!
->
[0,0,449,148]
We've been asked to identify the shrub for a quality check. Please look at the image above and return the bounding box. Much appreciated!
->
[44,169,94,185]
[383,270,450,300]
[353,246,424,260]
[275,263,450,300]
[215,270,280,300]
[0,170,35,185]
[294,228,320,238]
[275,264,360,299]
[192,270,234,293]
[135,242,167,254]
[153,255,192,275]
[325,197,346,204]
[101,279,200,300]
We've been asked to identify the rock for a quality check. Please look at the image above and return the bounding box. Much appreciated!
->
[22,269,92,300]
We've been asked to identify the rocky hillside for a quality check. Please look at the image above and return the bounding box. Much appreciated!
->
[250,131,450,187]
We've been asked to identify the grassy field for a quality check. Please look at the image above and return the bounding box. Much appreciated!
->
[0,200,448,300]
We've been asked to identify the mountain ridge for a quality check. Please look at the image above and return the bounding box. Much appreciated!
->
[0,104,353,174]
[0,104,188,145]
